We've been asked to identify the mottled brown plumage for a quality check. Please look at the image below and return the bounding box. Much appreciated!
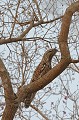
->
[24,48,57,108]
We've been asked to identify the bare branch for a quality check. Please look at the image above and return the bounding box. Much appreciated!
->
[58,1,79,59]
[30,105,49,120]
[0,58,14,101]
[10,0,21,37]
[33,0,43,20]
[0,58,18,120]
[0,16,63,45]
[71,59,79,63]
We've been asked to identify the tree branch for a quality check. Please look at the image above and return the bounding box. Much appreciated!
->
[58,1,79,59]
[0,16,63,45]
[0,58,18,120]
[30,105,49,120]
[0,58,14,101]
[16,1,79,104]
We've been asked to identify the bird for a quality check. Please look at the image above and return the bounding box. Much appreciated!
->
[24,48,57,108]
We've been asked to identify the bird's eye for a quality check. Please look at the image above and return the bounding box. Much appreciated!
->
[49,50,52,52]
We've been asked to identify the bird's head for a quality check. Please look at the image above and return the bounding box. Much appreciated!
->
[42,48,58,62]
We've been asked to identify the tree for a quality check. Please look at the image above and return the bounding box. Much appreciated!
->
[0,0,79,120]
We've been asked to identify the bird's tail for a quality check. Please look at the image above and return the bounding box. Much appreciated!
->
[24,92,36,108]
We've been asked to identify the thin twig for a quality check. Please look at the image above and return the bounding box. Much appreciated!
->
[30,104,49,120]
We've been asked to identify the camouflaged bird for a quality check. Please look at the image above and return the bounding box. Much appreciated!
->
[24,48,57,108]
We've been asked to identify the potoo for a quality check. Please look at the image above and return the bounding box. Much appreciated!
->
[24,48,57,108]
